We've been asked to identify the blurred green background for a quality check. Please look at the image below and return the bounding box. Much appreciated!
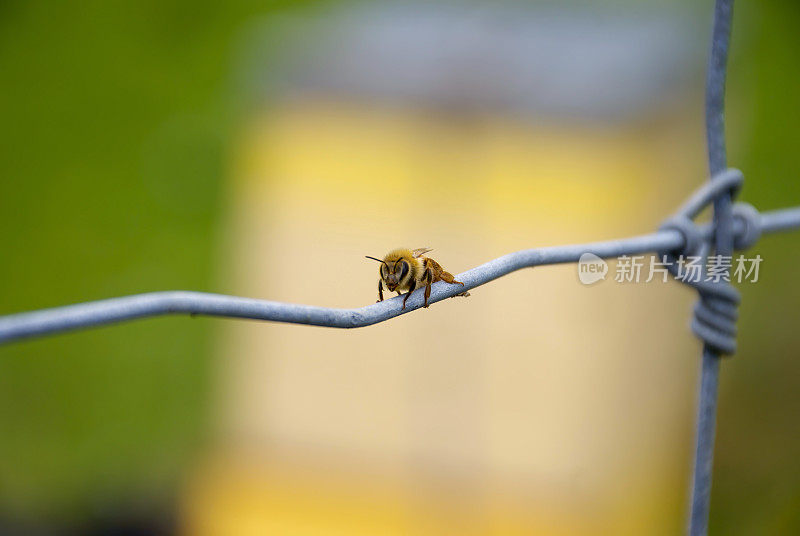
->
[715,1,800,533]
[0,0,322,530]
[0,0,798,534]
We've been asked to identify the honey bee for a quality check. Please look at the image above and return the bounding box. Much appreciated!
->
[365,248,468,309]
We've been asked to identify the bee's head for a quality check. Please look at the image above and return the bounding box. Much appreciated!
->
[366,254,411,292]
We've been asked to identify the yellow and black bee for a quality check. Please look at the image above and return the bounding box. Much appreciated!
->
[366,248,468,309]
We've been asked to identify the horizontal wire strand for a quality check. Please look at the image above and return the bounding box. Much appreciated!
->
[1,205,798,344]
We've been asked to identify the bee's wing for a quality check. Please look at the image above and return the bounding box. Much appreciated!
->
[411,247,433,258]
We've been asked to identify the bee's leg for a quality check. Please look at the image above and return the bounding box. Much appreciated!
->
[423,269,433,308]
[439,270,465,286]
[402,280,416,309]
[439,270,469,298]
[377,280,384,302]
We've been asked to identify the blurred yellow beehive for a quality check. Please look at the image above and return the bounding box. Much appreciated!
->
[183,5,706,535]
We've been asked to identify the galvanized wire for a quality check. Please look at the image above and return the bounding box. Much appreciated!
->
[690,1,734,534]
[0,1,799,533]
[1,205,799,344]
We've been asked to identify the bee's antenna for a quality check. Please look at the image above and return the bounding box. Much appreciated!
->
[365,256,389,267]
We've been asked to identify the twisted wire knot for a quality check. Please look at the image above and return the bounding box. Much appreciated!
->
[732,202,761,250]
[658,168,760,355]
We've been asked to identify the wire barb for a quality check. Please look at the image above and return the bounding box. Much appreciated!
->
[659,168,747,355]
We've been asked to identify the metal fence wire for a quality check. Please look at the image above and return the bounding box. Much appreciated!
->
[1,0,799,533]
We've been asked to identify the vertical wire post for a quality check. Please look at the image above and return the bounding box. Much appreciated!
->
[689,1,735,534]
